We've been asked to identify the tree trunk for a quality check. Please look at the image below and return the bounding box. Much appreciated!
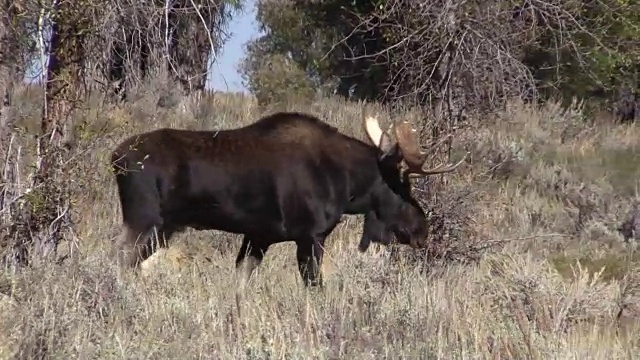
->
[0,0,22,266]
[0,0,17,147]
[168,0,226,93]
[26,0,89,262]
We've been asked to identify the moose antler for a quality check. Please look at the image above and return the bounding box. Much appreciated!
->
[364,113,394,153]
[364,115,385,148]
[394,121,427,168]
[363,113,467,176]
[394,121,467,176]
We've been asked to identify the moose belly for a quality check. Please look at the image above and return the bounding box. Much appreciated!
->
[166,194,287,237]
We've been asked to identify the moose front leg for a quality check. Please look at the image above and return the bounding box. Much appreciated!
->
[359,210,393,252]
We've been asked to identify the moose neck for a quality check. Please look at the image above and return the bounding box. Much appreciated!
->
[343,148,405,218]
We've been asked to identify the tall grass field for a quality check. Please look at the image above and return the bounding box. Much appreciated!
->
[1,78,640,359]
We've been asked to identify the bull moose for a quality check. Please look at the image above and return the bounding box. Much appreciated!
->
[110,111,467,287]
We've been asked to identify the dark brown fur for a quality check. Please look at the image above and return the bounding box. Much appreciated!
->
[111,112,438,287]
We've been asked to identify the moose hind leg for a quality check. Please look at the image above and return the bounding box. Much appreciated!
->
[116,224,174,269]
[296,237,326,287]
[235,236,270,289]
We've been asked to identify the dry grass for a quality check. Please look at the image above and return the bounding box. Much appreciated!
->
[2,77,640,359]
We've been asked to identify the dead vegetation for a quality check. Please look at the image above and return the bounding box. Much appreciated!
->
[1,78,640,358]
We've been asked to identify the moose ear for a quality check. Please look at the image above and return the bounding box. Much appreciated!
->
[379,142,403,163]
[378,130,396,155]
